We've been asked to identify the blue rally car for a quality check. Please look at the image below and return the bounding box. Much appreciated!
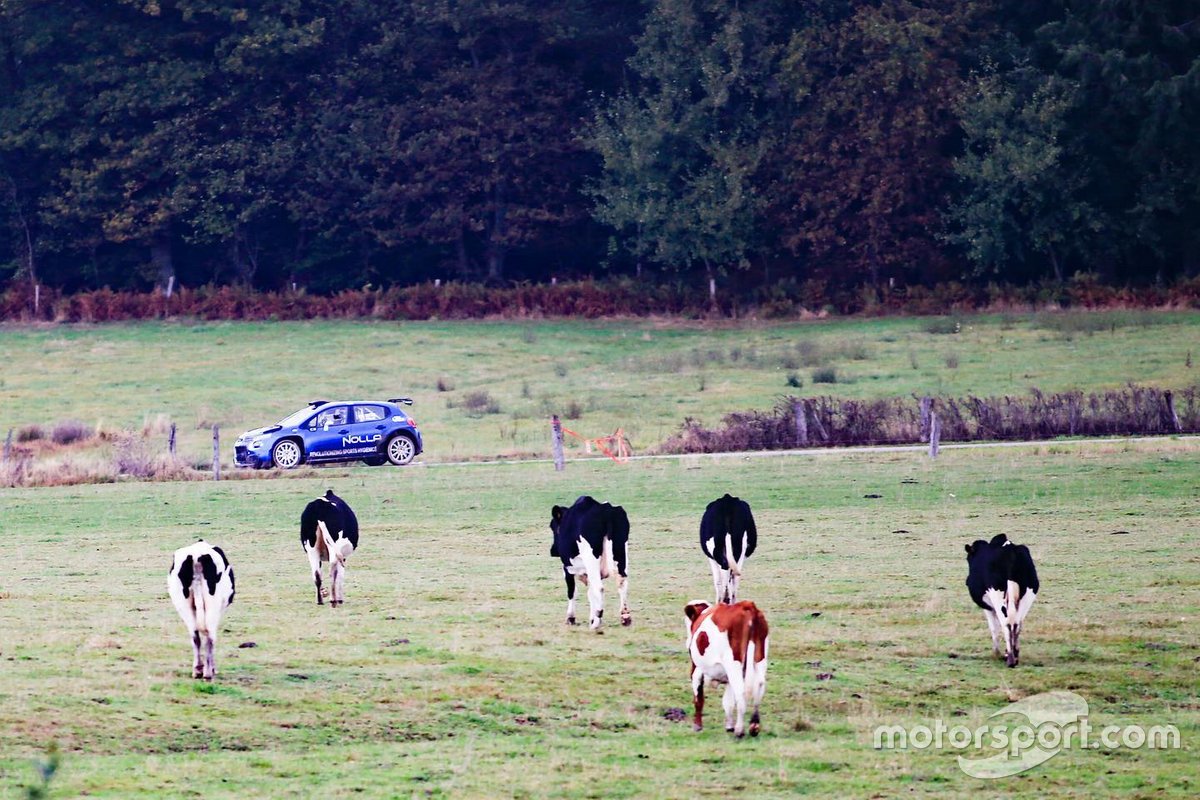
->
[234,399,423,469]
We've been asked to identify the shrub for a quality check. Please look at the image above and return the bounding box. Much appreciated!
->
[51,420,92,446]
[15,424,44,443]
[436,377,454,392]
[786,373,803,388]
[923,317,960,335]
[812,367,839,384]
[461,390,501,416]
[564,399,584,420]
[113,434,155,479]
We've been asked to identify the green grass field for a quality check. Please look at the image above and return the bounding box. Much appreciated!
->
[1,311,1197,469]
[1,441,1197,797]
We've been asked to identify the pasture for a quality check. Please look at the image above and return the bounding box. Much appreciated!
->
[1,441,1197,797]
[0,311,1197,471]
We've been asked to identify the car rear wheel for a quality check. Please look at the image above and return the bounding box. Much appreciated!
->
[385,434,416,466]
[362,456,386,467]
[270,439,303,469]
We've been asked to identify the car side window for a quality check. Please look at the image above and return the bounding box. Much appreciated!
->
[313,406,348,428]
[354,405,386,423]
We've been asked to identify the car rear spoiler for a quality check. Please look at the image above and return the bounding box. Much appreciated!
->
[388,397,414,405]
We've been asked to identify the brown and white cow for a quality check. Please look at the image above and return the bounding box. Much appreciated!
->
[684,600,769,737]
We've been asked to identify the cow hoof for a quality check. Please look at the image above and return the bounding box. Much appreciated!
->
[566,616,577,626]
[749,723,761,737]
[692,723,703,732]
[193,669,204,679]
[734,730,745,739]
[621,615,632,627]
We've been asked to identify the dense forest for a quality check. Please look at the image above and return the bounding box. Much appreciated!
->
[1,0,1197,298]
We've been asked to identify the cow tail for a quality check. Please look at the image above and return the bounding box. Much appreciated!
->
[191,560,208,634]
[318,520,344,566]
[1006,579,1019,622]
[725,536,741,577]
[743,617,757,696]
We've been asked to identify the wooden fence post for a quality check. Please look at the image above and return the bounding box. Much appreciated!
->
[168,423,177,457]
[793,401,808,447]
[929,413,941,459]
[551,415,564,472]
[212,425,221,480]
[2,428,12,462]
[919,396,932,441]
[34,283,40,316]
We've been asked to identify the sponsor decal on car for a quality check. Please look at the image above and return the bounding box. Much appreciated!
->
[343,433,382,446]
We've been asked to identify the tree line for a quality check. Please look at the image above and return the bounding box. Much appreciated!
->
[1,0,1197,296]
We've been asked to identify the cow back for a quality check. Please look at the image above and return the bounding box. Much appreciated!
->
[699,494,757,566]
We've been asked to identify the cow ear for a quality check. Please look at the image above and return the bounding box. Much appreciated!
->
[684,602,709,622]
[964,543,973,556]
[551,505,564,521]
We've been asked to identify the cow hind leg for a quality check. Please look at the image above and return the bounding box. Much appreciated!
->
[726,667,748,737]
[306,546,325,605]
[613,539,631,626]
[709,560,725,605]
[202,633,216,681]
[691,669,705,732]
[585,564,605,630]
[190,630,203,679]
[564,571,577,625]
[330,560,343,606]
[984,608,1003,658]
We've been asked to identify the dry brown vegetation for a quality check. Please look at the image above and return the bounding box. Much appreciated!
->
[657,384,1200,454]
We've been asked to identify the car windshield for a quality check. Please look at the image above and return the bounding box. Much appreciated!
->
[277,407,317,428]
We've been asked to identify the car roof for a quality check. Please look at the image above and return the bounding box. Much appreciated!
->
[307,400,401,408]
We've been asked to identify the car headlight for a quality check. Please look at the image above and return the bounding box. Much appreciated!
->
[251,439,265,449]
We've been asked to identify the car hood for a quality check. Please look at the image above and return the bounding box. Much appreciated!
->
[238,424,283,440]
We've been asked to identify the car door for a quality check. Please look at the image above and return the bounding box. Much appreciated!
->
[304,405,351,461]
[349,404,390,455]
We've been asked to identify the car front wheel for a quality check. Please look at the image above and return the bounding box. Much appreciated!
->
[385,434,416,466]
[270,439,303,469]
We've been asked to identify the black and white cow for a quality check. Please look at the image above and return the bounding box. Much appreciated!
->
[700,494,757,604]
[300,489,359,606]
[549,496,631,630]
[965,533,1040,667]
[167,540,235,681]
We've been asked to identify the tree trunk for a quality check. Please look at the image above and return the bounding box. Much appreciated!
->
[456,228,470,279]
[1048,244,1063,283]
[151,232,174,291]
[486,183,507,284]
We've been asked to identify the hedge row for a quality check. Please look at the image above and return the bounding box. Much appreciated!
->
[656,385,1200,454]
[5,275,1200,323]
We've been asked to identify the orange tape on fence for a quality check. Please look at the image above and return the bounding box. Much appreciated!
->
[560,426,631,463]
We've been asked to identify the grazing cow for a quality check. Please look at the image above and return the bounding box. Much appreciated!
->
[684,600,769,737]
[300,489,359,606]
[965,533,1040,667]
[549,496,631,629]
[700,494,757,604]
[167,540,235,681]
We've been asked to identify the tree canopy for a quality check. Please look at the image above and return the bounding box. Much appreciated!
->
[1,0,1197,295]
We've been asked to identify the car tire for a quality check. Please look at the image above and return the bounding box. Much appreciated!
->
[270,439,303,469]
[385,433,416,466]
[362,456,386,467]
